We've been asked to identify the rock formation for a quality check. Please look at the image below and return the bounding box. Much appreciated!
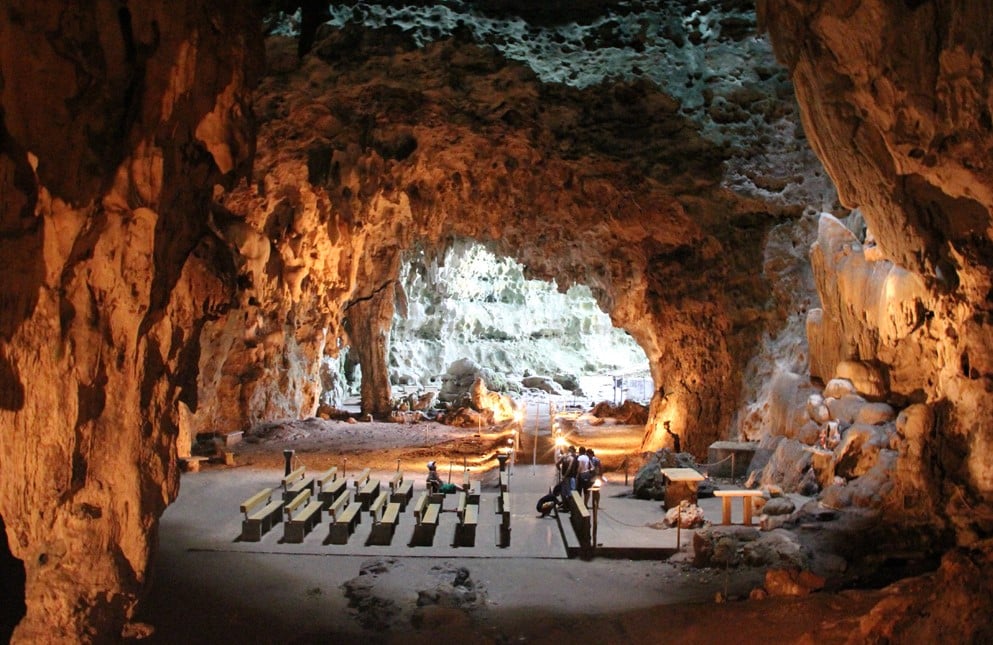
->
[0,1,262,640]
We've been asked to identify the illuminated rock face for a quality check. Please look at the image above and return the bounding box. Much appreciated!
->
[207,8,834,455]
[0,1,261,640]
[760,0,993,543]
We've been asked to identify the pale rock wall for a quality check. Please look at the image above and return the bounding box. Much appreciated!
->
[390,239,649,389]
[760,0,993,543]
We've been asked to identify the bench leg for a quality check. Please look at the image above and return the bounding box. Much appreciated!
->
[743,497,753,526]
[329,523,350,545]
[241,520,262,542]
[284,522,305,544]
[721,498,732,525]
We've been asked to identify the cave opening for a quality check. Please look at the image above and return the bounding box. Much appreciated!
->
[338,238,652,415]
[0,513,27,643]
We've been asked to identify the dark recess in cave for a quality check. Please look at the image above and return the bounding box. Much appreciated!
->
[0,513,27,642]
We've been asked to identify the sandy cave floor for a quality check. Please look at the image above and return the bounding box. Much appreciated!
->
[132,411,893,644]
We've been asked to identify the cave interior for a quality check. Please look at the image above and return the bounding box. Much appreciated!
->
[1,0,993,641]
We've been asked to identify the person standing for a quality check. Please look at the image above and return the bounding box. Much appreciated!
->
[577,446,594,505]
[557,446,577,506]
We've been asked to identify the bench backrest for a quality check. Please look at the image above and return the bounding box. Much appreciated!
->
[354,468,371,487]
[240,487,272,514]
[413,492,428,521]
[370,491,388,516]
[317,467,337,486]
[285,489,310,516]
[463,504,478,525]
[457,492,467,512]
[282,467,306,487]
[390,472,403,490]
[329,489,350,516]
[571,490,589,518]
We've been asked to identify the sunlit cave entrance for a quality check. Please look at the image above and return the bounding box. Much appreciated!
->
[340,238,652,417]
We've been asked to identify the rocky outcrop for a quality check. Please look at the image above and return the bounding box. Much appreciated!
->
[0,1,262,641]
[760,0,993,545]
[758,1,993,637]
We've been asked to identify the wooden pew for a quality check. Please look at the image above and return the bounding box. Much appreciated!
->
[353,468,371,489]
[497,491,511,526]
[327,489,351,522]
[239,487,283,542]
[499,471,510,493]
[389,471,403,492]
[316,466,338,489]
[454,503,478,547]
[318,477,346,510]
[368,491,389,521]
[367,501,401,546]
[568,490,591,550]
[456,491,468,522]
[463,470,479,504]
[391,479,414,510]
[497,492,511,548]
[281,467,314,504]
[328,501,362,544]
[412,491,429,523]
[282,489,322,544]
[714,489,765,525]
[357,479,381,510]
[411,502,441,546]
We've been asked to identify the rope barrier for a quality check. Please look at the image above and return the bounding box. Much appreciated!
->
[695,454,733,468]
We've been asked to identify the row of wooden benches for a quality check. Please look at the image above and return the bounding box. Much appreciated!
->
[240,467,483,546]
[240,467,413,542]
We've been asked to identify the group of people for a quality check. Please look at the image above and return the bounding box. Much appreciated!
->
[559,445,602,503]
[536,444,603,516]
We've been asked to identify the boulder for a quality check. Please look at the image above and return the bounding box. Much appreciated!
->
[855,402,896,426]
[759,439,813,492]
[796,420,822,446]
[663,501,707,529]
[762,496,796,516]
[835,359,888,400]
[835,423,892,480]
[521,375,565,395]
[823,377,857,399]
[763,568,825,597]
[806,393,831,424]
[742,530,807,568]
[825,393,868,425]
[693,525,761,568]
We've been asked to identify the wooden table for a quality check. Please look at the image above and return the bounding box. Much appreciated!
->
[660,467,706,509]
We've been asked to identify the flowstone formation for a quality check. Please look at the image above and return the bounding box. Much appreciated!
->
[757,0,993,637]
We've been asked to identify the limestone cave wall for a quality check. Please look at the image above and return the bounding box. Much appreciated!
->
[203,2,836,461]
[0,1,261,640]
[759,0,993,543]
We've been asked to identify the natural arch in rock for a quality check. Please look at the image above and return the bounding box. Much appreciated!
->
[386,238,651,399]
[207,23,818,459]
